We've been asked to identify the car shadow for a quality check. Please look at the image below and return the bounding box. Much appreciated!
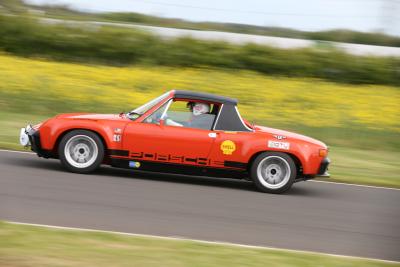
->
[3,156,65,171]
[4,156,255,192]
[4,156,321,195]
[286,184,327,197]
[96,167,326,196]
[97,165,257,192]
[97,167,328,197]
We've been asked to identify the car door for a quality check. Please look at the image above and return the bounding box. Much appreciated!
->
[207,131,252,169]
[122,100,216,166]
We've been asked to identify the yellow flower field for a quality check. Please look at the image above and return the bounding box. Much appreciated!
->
[0,53,399,132]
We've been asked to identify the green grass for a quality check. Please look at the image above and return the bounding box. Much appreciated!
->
[326,147,400,188]
[0,113,48,151]
[1,112,399,188]
[0,221,397,267]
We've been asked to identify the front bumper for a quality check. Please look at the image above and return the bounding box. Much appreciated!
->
[316,157,330,177]
[20,125,51,158]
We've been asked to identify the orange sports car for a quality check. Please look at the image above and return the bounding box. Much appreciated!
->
[20,90,330,193]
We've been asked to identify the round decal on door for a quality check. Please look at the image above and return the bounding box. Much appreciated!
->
[220,140,236,155]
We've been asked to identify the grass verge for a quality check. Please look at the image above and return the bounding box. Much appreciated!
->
[326,147,400,188]
[0,221,398,267]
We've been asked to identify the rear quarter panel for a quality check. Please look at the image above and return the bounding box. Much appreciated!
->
[211,131,323,175]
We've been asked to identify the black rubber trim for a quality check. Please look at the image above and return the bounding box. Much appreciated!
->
[108,149,129,157]
[224,161,247,169]
[28,130,52,158]
[29,130,41,153]
[318,157,330,175]
[110,158,247,179]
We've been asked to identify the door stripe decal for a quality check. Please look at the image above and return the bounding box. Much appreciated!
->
[111,150,247,170]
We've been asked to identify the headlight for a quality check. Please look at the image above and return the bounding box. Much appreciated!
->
[20,127,31,146]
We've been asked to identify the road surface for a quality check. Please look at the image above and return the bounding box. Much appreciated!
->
[1,150,399,261]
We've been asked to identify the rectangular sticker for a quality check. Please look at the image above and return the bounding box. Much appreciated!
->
[268,140,290,150]
[129,161,141,168]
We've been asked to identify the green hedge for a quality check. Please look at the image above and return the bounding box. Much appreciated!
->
[0,15,399,86]
[100,12,400,48]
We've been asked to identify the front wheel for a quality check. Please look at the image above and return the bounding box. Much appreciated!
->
[58,130,104,173]
[250,152,296,194]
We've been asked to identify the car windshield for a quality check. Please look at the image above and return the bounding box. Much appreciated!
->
[127,92,170,119]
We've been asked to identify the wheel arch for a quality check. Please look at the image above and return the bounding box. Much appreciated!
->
[247,150,303,176]
[52,128,108,157]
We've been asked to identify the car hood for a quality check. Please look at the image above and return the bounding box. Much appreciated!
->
[55,113,128,121]
[254,125,326,148]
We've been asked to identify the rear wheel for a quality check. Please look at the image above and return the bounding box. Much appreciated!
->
[251,152,296,194]
[58,130,104,173]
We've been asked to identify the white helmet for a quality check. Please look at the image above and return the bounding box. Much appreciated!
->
[192,102,210,116]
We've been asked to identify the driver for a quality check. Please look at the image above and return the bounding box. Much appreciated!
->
[186,102,212,129]
[163,101,212,128]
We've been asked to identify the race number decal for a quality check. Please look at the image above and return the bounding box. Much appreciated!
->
[268,140,290,150]
[113,134,121,142]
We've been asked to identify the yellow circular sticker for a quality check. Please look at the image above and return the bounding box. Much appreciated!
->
[220,140,236,155]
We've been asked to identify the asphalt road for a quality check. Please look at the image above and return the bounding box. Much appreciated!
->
[1,150,399,261]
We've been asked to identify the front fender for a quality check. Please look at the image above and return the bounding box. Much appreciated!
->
[39,118,127,151]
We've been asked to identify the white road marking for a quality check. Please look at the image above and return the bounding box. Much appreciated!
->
[1,149,399,191]
[7,221,398,264]
[309,180,400,191]
[0,149,34,154]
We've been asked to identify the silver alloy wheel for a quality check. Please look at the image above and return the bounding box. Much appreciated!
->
[64,135,98,169]
[256,156,291,189]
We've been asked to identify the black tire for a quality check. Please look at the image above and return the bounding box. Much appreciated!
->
[58,130,104,174]
[250,152,296,194]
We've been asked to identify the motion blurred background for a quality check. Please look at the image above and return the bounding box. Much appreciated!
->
[0,0,399,187]
[1,1,400,266]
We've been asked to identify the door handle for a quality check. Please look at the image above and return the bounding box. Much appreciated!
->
[208,132,217,138]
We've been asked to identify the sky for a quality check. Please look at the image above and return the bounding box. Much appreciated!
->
[26,0,400,35]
